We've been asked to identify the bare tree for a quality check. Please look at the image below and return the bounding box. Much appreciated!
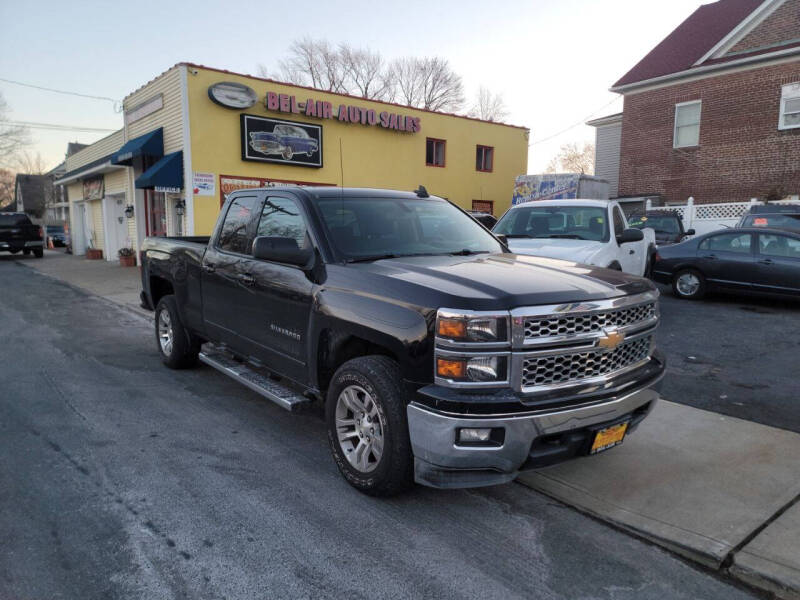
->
[274,37,349,93]
[0,168,14,209]
[469,86,509,122]
[390,56,464,112]
[14,150,49,174]
[0,93,30,167]
[339,44,393,101]
[545,142,595,174]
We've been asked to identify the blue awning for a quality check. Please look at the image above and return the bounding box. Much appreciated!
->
[135,151,183,192]
[111,128,163,166]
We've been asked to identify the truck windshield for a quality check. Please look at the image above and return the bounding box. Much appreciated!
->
[494,205,610,242]
[316,197,503,261]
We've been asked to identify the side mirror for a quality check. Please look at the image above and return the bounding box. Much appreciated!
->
[495,233,509,248]
[618,228,645,244]
[686,229,696,236]
[252,236,313,267]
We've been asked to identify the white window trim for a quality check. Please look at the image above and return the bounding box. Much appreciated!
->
[778,82,800,131]
[673,100,702,149]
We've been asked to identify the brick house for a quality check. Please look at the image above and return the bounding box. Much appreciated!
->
[591,0,800,205]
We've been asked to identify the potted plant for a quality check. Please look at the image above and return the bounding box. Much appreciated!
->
[86,233,103,260]
[118,246,136,267]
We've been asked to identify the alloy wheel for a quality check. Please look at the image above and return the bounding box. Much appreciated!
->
[335,385,385,473]
[158,309,173,356]
[676,272,700,296]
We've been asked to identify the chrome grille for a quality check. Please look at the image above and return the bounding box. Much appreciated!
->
[524,302,656,340]
[521,336,652,389]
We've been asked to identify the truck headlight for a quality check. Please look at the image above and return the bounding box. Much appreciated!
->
[436,354,507,384]
[436,311,508,343]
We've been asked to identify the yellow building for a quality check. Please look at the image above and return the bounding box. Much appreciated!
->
[57,63,528,261]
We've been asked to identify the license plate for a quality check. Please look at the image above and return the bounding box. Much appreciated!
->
[590,422,629,455]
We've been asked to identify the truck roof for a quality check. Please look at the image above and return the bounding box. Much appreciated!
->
[507,199,612,210]
[237,186,440,201]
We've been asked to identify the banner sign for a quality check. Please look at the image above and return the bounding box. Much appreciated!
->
[265,91,421,133]
[83,176,104,201]
[192,172,216,196]
[513,174,580,205]
[125,94,163,126]
[218,174,334,207]
[241,115,322,167]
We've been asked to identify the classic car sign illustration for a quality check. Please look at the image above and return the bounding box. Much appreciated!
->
[241,115,323,167]
[250,124,319,160]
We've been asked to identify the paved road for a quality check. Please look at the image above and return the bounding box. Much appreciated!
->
[0,258,758,600]
[656,285,800,432]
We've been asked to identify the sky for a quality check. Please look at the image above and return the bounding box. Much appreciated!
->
[0,0,704,174]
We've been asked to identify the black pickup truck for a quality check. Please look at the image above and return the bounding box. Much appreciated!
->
[0,212,44,258]
[140,186,665,496]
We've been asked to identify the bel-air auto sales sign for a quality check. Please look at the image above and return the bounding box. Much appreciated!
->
[241,115,323,168]
[265,91,421,133]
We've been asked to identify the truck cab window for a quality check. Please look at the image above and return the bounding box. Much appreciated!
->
[217,195,258,254]
[256,197,309,250]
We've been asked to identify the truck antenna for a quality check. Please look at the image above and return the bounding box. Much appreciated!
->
[339,138,344,188]
[415,185,429,198]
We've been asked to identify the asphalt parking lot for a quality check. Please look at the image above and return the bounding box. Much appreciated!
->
[655,284,800,433]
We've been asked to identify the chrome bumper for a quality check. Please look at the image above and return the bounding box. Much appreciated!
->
[408,384,660,489]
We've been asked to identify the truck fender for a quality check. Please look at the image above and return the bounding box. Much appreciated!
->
[309,289,431,389]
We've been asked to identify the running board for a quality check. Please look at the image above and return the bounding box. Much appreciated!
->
[199,349,312,412]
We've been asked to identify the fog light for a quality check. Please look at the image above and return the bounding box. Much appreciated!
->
[459,428,492,443]
[437,357,466,379]
[466,356,498,381]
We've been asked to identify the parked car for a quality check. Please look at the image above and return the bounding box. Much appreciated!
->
[46,224,67,247]
[628,211,694,247]
[736,204,800,233]
[493,199,657,276]
[249,124,318,160]
[0,212,44,258]
[467,211,497,229]
[140,186,665,496]
[652,227,800,300]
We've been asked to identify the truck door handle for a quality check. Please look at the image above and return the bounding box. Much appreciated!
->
[202,263,216,273]
[705,254,717,260]
[239,273,255,286]
[629,249,635,255]
[758,259,773,265]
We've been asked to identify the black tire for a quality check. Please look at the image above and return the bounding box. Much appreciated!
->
[33,248,43,258]
[23,249,30,256]
[154,295,199,369]
[672,268,706,300]
[326,356,413,497]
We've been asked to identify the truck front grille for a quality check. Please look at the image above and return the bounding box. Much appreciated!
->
[524,302,656,341]
[520,335,653,389]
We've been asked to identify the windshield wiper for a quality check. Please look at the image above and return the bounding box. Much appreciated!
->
[345,253,402,263]
[502,234,532,239]
[448,249,490,256]
[543,234,585,240]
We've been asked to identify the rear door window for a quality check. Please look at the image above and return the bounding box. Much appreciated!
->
[217,195,258,254]
[759,234,800,259]
[699,233,752,254]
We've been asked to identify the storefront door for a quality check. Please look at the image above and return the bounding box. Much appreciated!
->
[146,191,167,237]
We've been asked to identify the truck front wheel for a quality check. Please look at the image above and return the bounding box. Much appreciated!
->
[154,295,199,369]
[326,356,413,496]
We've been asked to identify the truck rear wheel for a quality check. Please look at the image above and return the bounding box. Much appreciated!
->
[155,295,199,369]
[33,248,43,258]
[326,356,413,497]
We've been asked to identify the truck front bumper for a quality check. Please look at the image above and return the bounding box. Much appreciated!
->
[408,380,661,489]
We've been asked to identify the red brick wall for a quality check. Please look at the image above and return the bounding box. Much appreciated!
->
[729,0,800,54]
[618,61,800,204]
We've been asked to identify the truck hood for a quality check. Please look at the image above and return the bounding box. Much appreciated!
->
[337,253,652,311]
[505,238,603,265]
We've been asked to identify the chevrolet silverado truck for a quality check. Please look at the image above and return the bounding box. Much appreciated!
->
[0,212,44,258]
[493,199,657,276]
[140,186,665,496]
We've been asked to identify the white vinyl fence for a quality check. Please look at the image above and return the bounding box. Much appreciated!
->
[646,196,800,236]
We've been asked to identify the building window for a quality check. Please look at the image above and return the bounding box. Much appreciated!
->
[426,138,446,167]
[674,101,702,148]
[476,145,494,172]
[779,83,800,130]
[472,200,494,215]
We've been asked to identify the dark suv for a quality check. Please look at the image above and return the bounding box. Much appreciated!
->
[628,211,694,246]
[737,204,800,233]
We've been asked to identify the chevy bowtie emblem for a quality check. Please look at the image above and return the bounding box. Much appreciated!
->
[597,329,625,350]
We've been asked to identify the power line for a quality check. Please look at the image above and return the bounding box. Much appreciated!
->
[2,120,117,133]
[528,96,623,146]
[0,77,119,104]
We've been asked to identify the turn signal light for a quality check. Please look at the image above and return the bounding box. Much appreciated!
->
[437,358,466,379]
[438,318,467,339]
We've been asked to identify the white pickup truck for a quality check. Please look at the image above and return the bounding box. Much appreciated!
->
[493,199,657,276]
